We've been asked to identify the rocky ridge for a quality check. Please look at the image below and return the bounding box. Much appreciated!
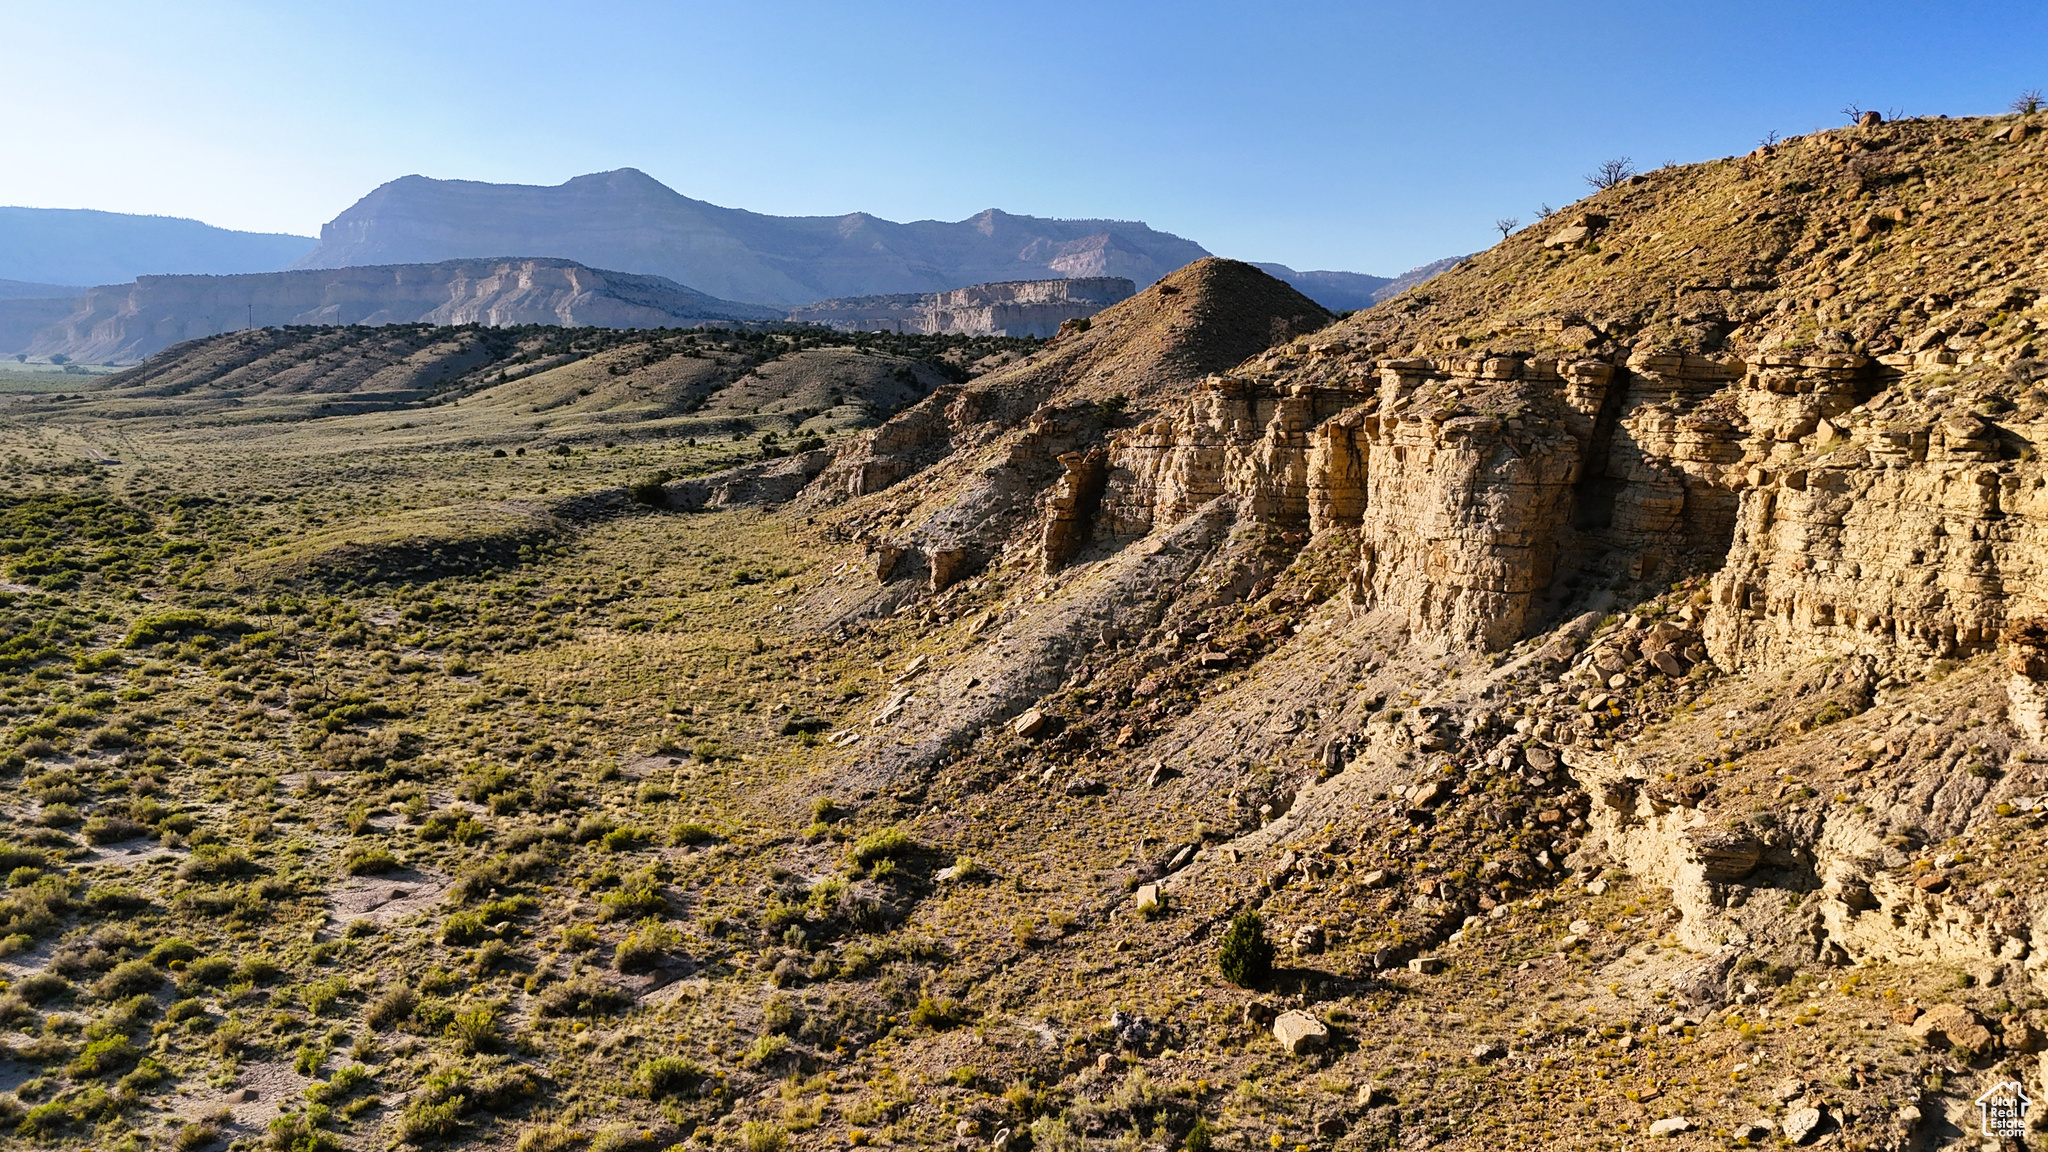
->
[765,111,2048,1150]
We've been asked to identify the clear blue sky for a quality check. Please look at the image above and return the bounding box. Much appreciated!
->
[4,0,2044,274]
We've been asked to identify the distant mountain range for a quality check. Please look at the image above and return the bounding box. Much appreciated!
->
[0,207,315,286]
[293,169,1210,309]
[0,172,1458,339]
[21,259,780,364]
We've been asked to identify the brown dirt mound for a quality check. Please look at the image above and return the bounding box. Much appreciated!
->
[959,257,1332,423]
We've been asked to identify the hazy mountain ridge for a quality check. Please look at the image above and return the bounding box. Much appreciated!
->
[0,206,315,286]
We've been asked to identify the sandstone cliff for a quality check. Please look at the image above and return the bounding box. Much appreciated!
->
[24,258,781,363]
[785,277,1134,338]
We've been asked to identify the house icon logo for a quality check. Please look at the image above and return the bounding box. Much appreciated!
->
[1975,1079,2032,1139]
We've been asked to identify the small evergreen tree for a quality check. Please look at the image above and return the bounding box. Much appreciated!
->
[1217,910,1273,987]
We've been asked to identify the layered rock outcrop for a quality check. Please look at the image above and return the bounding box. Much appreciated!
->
[785,278,1134,338]
[26,258,779,363]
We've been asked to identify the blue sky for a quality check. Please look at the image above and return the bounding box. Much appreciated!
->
[4,0,2044,274]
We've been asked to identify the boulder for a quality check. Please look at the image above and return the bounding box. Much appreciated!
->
[872,544,903,583]
[2000,1015,2043,1053]
[927,546,969,592]
[1272,1009,1329,1055]
[1010,709,1047,738]
[1909,1002,1994,1058]
[1781,1105,1824,1144]
[1544,224,1592,249]
[1408,956,1444,974]
[1646,1116,1693,1137]
[1407,779,1450,808]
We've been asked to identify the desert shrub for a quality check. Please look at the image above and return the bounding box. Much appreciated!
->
[632,1054,705,1099]
[81,816,145,845]
[20,1100,68,1136]
[123,610,209,648]
[17,971,69,1003]
[614,919,682,973]
[269,1108,343,1152]
[741,1120,789,1152]
[516,1121,589,1152]
[305,1062,372,1105]
[178,844,255,881]
[848,827,920,871]
[1217,911,1272,987]
[446,1006,500,1054]
[537,976,630,1018]
[66,1035,138,1079]
[92,959,163,999]
[909,996,966,1030]
[365,985,418,1031]
[86,994,156,1039]
[625,472,673,505]
[179,956,236,990]
[396,1097,465,1143]
[600,826,647,852]
[147,937,201,966]
[419,809,488,844]
[598,880,665,922]
[441,912,496,946]
[170,1121,221,1151]
[342,844,400,875]
[670,822,720,846]
[302,976,351,1015]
